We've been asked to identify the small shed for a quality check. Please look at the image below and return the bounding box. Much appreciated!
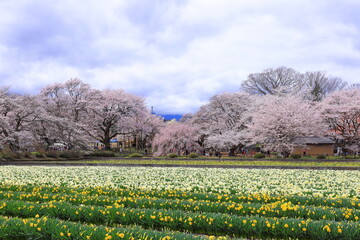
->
[292,136,335,156]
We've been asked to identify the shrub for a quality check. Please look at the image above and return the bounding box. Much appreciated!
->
[254,153,265,158]
[129,153,143,158]
[45,151,59,158]
[316,154,327,159]
[59,151,82,159]
[1,152,20,160]
[22,152,32,158]
[168,153,178,158]
[85,151,116,158]
[31,152,44,158]
[188,152,198,158]
[290,154,302,159]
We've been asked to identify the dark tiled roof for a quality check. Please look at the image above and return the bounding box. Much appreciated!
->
[293,136,335,145]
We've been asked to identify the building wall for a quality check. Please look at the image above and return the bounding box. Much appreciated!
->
[293,144,334,156]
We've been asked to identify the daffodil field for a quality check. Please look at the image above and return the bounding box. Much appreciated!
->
[0,166,360,239]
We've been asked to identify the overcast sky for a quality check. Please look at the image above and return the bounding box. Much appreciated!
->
[0,0,359,114]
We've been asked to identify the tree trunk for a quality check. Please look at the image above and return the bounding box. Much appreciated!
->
[102,127,112,150]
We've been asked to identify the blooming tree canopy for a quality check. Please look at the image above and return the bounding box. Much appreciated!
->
[38,79,149,150]
[38,79,100,149]
[152,122,202,157]
[191,92,254,154]
[0,73,357,156]
[321,89,360,154]
[88,89,147,150]
[247,95,325,156]
[124,110,165,149]
[0,88,43,151]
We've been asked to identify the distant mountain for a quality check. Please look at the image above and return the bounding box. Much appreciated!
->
[160,114,183,121]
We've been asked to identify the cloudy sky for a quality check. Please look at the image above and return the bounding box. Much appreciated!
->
[0,0,359,114]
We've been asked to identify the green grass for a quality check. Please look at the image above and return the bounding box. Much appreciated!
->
[53,159,360,167]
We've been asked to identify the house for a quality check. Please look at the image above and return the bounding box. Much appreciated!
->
[292,136,335,156]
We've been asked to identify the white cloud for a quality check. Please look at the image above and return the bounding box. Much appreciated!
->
[0,0,359,114]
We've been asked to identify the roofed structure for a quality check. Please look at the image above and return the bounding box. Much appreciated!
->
[292,136,335,156]
[292,136,335,145]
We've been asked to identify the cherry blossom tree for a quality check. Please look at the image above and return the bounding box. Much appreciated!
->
[179,113,193,123]
[62,79,102,122]
[247,95,326,157]
[190,92,254,155]
[40,79,101,122]
[88,89,147,150]
[6,95,43,151]
[0,87,12,149]
[35,79,152,151]
[38,79,100,149]
[125,111,164,149]
[152,122,202,157]
[320,89,360,154]
[0,88,43,151]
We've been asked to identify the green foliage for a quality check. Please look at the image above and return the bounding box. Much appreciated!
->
[0,216,202,240]
[0,151,21,160]
[84,151,116,158]
[168,153,178,158]
[45,151,59,158]
[59,151,82,159]
[22,152,32,158]
[128,153,143,158]
[31,152,44,158]
[117,147,147,157]
[0,184,360,239]
[254,152,265,158]
[188,152,198,158]
[345,155,360,159]
[316,154,327,159]
[58,159,360,168]
[290,154,302,159]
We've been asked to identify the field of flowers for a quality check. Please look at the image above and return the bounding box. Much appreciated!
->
[0,166,359,239]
